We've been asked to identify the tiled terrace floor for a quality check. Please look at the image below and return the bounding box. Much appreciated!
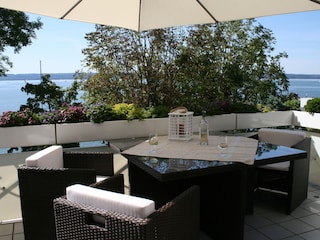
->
[1,145,320,240]
[245,184,320,240]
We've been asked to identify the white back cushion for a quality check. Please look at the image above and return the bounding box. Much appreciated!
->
[259,161,290,171]
[25,145,63,169]
[258,128,306,147]
[67,184,155,218]
[258,128,306,171]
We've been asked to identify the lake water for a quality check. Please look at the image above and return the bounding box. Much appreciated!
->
[0,79,80,114]
[0,79,98,154]
[0,78,319,114]
[289,79,320,98]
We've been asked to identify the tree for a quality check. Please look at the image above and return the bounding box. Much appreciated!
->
[80,20,288,114]
[0,8,42,76]
[175,20,289,113]
[81,25,184,108]
[21,74,80,111]
[305,98,320,113]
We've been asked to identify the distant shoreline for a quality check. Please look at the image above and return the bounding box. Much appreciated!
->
[0,73,75,80]
[1,73,320,81]
[287,74,320,79]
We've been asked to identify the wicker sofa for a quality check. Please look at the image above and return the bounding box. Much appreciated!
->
[53,176,200,240]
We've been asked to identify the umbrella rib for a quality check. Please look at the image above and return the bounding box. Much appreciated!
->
[196,0,219,23]
[309,0,320,4]
[60,0,83,19]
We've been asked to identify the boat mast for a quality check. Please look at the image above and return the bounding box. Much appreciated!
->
[39,60,43,79]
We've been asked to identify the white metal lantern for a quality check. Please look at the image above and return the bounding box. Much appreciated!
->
[168,110,193,140]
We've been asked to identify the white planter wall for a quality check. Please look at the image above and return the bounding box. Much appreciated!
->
[206,114,237,131]
[56,118,168,144]
[310,135,320,162]
[292,111,320,165]
[56,122,109,144]
[0,125,56,148]
[1,111,320,162]
[236,111,293,129]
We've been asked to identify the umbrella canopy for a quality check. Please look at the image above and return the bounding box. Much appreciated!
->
[0,0,320,31]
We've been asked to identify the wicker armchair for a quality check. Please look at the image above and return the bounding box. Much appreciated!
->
[18,150,115,240]
[53,180,200,240]
[250,128,311,214]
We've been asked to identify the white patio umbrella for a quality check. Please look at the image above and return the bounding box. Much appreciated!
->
[0,0,320,31]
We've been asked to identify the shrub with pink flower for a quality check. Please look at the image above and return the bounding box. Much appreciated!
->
[0,109,41,127]
[57,103,88,123]
[0,102,154,127]
[0,104,89,127]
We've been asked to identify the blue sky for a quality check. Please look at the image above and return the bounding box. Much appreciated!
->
[4,10,320,75]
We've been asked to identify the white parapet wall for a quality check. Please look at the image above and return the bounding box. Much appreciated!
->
[310,135,320,162]
[292,111,320,129]
[236,111,293,129]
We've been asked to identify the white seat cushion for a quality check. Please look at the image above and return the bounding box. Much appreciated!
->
[259,161,290,171]
[25,145,63,169]
[258,128,306,171]
[66,184,155,218]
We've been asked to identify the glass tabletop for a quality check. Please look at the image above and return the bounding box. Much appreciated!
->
[130,141,307,174]
[255,141,306,159]
[137,156,233,174]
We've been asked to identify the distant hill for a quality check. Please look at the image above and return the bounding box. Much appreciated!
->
[286,74,320,79]
[0,73,75,80]
[1,73,320,81]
